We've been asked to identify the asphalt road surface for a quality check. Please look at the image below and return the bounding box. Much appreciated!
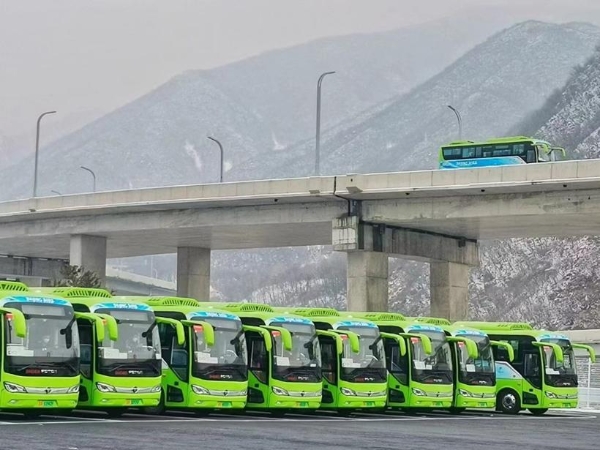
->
[0,410,595,450]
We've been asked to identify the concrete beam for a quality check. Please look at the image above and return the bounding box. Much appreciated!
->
[333,216,479,265]
[0,256,66,281]
[347,252,389,312]
[430,261,470,321]
[177,247,210,301]
[69,235,107,286]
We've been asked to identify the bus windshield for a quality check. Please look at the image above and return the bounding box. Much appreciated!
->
[541,339,577,387]
[337,326,386,383]
[193,318,248,381]
[95,308,161,377]
[410,330,453,384]
[457,334,494,386]
[270,321,321,383]
[4,302,80,377]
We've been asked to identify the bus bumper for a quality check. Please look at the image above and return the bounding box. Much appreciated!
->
[190,394,247,410]
[267,395,321,410]
[89,392,161,408]
[454,397,495,409]
[0,392,78,410]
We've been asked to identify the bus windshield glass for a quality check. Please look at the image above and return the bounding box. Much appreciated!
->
[95,308,161,377]
[269,321,321,383]
[4,302,80,377]
[193,318,248,381]
[540,338,577,387]
[337,325,386,383]
[410,330,453,384]
[457,334,494,386]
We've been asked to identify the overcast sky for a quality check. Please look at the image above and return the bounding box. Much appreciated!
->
[1,0,600,138]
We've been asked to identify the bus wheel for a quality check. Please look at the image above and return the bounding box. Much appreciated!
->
[497,390,521,415]
[145,390,166,415]
[23,410,42,419]
[449,407,466,415]
[528,408,548,416]
[106,408,126,418]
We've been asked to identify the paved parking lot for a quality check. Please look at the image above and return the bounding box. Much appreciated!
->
[0,409,596,450]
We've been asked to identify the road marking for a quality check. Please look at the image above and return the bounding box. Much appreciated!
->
[0,413,594,426]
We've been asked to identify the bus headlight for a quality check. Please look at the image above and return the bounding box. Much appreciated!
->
[272,386,289,396]
[545,392,557,399]
[151,385,162,393]
[4,382,27,393]
[340,387,357,396]
[459,389,473,397]
[412,388,426,396]
[191,385,209,395]
[96,382,116,393]
[67,385,80,394]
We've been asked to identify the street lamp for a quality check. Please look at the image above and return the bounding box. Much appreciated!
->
[80,166,96,192]
[207,136,224,183]
[33,110,57,197]
[447,105,462,140]
[315,71,336,176]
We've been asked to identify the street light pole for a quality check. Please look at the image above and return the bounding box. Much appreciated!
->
[33,110,57,197]
[207,136,224,182]
[80,166,96,192]
[447,105,462,140]
[315,71,335,176]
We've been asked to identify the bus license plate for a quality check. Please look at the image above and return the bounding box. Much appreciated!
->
[478,402,488,407]
[296,402,309,407]
[218,402,232,407]
[433,402,443,407]
[38,400,56,408]
[126,399,142,406]
[563,403,572,408]
[365,401,375,407]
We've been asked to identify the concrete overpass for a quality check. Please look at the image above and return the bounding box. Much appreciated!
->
[1,159,600,319]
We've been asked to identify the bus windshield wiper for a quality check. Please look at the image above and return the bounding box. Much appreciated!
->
[59,316,77,336]
[141,321,157,339]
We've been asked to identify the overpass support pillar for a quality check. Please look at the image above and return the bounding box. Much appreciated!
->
[347,252,389,312]
[333,216,479,318]
[177,247,210,301]
[430,262,471,322]
[70,235,107,286]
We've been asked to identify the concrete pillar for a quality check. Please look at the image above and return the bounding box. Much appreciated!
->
[177,247,211,300]
[70,234,107,286]
[347,251,388,312]
[430,261,470,321]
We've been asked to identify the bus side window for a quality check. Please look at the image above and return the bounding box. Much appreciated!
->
[158,323,173,363]
[384,339,408,385]
[78,320,93,378]
[248,333,268,383]
[524,352,541,389]
[320,337,337,385]
[537,146,549,162]
[170,332,189,382]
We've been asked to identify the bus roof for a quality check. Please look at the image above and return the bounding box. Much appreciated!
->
[0,292,72,307]
[442,136,551,148]
[0,281,30,292]
[454,321,569,341]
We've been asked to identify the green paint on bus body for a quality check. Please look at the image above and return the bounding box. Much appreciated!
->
[134,298,250,413]
[455,321,594,414]
[0,287,81,414]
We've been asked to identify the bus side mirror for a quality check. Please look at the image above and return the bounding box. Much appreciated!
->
[0,308,26,338]
[449,337,479,359]
[491,340,514,362]
[192,321,215,347]
[380,332,407,356]
[75,312,107,343]
[158,317,186,346]
[95,313,119,341]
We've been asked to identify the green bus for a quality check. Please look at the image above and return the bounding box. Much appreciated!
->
[351,312,455,411]
[38,288,169,416]
[136,297,248,414]
[0,283,88,416]
[413,317,514,412]
[199,303,322,413]
[455,322,596,415]
[439,136,565,169]
[286,308,388,413]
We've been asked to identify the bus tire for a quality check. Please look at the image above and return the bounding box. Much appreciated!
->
[145,390,166,415]
[497,390,521,415]
[449,407,466,415]
[528,408,548,416]
[106,408,126,418]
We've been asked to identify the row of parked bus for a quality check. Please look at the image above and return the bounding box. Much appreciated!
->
[0,282,594,417]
